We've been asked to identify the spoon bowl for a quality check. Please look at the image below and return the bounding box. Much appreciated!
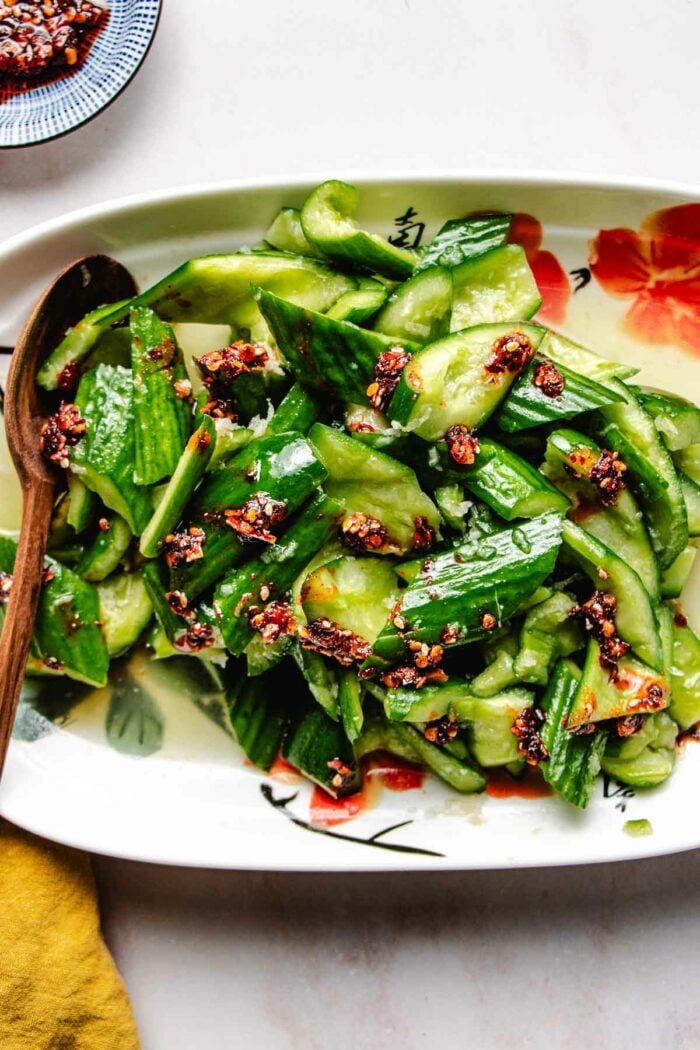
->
[0,255,136,777]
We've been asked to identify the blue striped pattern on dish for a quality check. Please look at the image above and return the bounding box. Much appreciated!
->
[0,0,161,149]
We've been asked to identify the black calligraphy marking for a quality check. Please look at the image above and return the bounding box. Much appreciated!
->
[603,774,635,812]
[388,205,425,250]
[260,783,445,858]
[570,267,592,292]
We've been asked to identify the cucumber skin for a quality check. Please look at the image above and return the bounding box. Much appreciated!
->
[449,244,541,332]
[668,614,700,731]
[568,639,669,728]
[370,513,563,664]
[266,382,321,437]
[130,307,192,486]
[415,214,512,274]
[496,354,623,432]
[98,573,154,657]
[71,364,154,535]
[540,660,607,808]
[227,662,305,773]
[283,701,360,797]
[76,515,132,582]
[66,474,98,535]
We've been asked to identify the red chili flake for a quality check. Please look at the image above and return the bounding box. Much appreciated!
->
[327,758,357,791]
[441,623,459,645]
[511,705,548,765]
[39,401,86,468]
[98,517,110,533]
[674,606,688,628]
[196,342,269,386]
[174,378,193,400]
[165,589,193,620]
[340,512,398,554]
[42,655,62,671]
[570,590,630,678]
[299,618,371,666]
[445,424,480,466]
[589,449,627,507]
[640,683,665,710]
[381,664,449,690]
[616,713,646,738]
[407,639,444,670]
[347,420,376,434]
[223,493,287,544]
[484,331,535,379]
[248,600,298,644]
[412,516,435,552]
[366,346,412,412]
[173,621,215,653]
[424,716,459,746]
[0,570,12,604]
[41,566,55,586]
[163,526,206,568]
[57,361,79,392]
[532,359,566,397]
[481,611,497,631]
[0,2,106,78]
[201,396,238,421]
[197,429,212,451]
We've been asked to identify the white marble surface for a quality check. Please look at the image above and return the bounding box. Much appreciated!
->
[2,1,700,1047]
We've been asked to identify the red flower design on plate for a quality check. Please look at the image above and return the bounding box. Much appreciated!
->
[589,203,700,353]
[509,213,571,326]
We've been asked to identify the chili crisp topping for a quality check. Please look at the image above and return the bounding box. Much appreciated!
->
[341,512,398,554]
[485,331,534,379]
[299,617,371,666]
[589,448,627,507]
[424,717,459,746]
[445,424,480,466]
[511,705,548,765]
[532,359,566,398]
[248,600,297,644]
[39,401,86,468]
[163,526,206,569]
[223,493,287,544]
[570,590,629,677]
[0,1,108,79]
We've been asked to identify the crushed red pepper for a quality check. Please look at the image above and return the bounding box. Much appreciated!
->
[589,449,627,507]
[248,600,297,644]
[173,621,215,653]
[570,590,630,678]
[340,512,398,554]
[173,378,193,401]
[445,424,480,466]
[366,346,412,411]
[485,331,535,379]
[441,623,459,645]
[165,589,192,619]
[196,342,269,385]
[57,361,79,392]
[407,639,443,670]
[223,493,287,544]
[412,516,435,552]
[39,401,86,468]
[163,527,206,569]
[616,713,646,738]
[41,566,55,586]
[511,705,548,765]
[299,618,371,666]
[0,570,12,604]
[424,716,459,746]
[201,396,238,421]
[532,359,566,397]
[42,655,62,671]
[327,759,357,791]
[98,517,110,533]
[381,664,448,690]
[481,611,497,631]
[0,1,108,79]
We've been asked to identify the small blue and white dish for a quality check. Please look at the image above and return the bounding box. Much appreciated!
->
[0,0,161,149]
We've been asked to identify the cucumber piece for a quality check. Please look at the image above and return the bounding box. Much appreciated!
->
[434,483,470,533]
[496,354,622,432]
[544,429,660,600]
[47,490,74,550]
[139,417,216,559]
[388,322,545,441]
[325,281,388,324]
[660,545,697,598]
[130,307,192,485]
[538,330,638,383]
[370,513,563,664]
[71,364,154,535]
[374,266,453,344]
[338,668,364,742]
[513,591,583,685]
[635,388,700,451]
[174,433,327,598]
[98,573,153,657]
[214,493,341,655]
[264,207,317,257]
[266,382,320,437]
[300,180,417,279]
[380,678,471,722]
[470,634,520,697]
[673,443,700,485]
[598,380,687,570]
[680,473,700,535]
[415,213,512,274]
[66,474,98,535]
[291,644,339,719]
[667,612,700,730]
[302,556,399,644]
[85,326,133,370]
[245,631,292,677]
[432,436,569,521]
[76,515,132,582]
[561,519,662,670]
[36,298,132,390]
[539,659,607,808]
[308,423,440,554]
[35,553,109,687]
[227,663,304,772]
[355,708,485,793]
[567,638,669,729]
[256,288,403,404]
[207,423,253,471]
[453,690,536,768]
[601,711,677,788]
[283,701,360,797]
[450,245,541,332]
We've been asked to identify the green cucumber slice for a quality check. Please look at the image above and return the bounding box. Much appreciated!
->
[568,639,669,729]
[450,245,541,332]
[540,660,606,808]
[415,213,512,273]
[635,388,700,451]
[98,573,154,657]
[264,207,317,257]
[373,266,453,344]
[667,611,700,731]
[660,545,697,598]
[496,354,622,432]
[325,281,388,324]
[76,515,132,582]
[451,689,536,768]
[601,711,677,788]
[538,330,638,382]
[301,556,399,645]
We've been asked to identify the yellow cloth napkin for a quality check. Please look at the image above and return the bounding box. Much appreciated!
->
[0,819,141,1050]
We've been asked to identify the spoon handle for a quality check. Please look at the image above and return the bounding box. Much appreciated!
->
[0,475,54,775]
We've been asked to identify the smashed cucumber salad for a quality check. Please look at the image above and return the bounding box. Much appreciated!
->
[8,178,700,809]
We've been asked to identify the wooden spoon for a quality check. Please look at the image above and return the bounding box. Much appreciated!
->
[0,256,137,778]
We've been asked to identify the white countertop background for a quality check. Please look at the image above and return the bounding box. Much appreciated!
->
[2,1,700,1046]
